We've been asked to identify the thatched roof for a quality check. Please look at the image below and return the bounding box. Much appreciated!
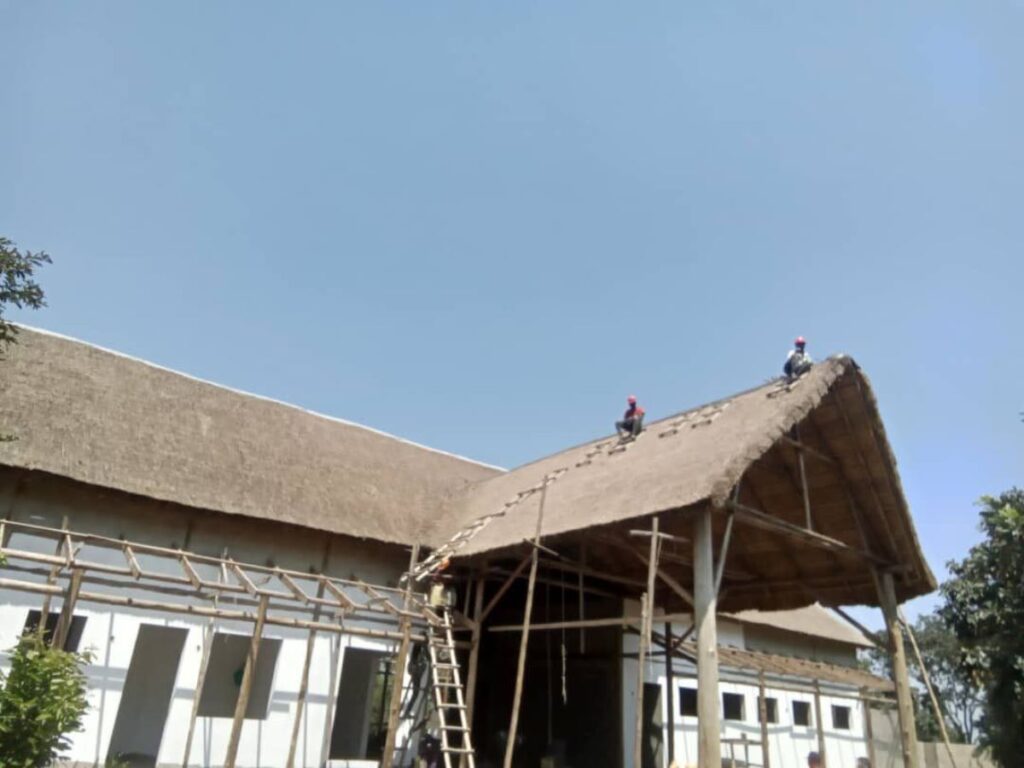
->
[0,327,501,545]
[432,356,935,611]
[2,327,934,613]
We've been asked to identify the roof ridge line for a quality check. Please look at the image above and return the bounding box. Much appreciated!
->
[12,323,506,473]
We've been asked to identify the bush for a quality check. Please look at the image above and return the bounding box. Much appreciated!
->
[0,632,92,768]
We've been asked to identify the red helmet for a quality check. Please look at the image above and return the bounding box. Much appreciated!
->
[795,336,806,347]
[627,394,637,404]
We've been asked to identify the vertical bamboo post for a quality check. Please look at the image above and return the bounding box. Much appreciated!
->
[224,593,270,768]
[380,544,420,768]
[37,516,70,635]
[693,506,721,768]
[901,610,958,768]
[758,672,771,768]
[861,690,877,768]
[664,622,676,767]
[633,517,659,768]
[502,477,550,768]
[813,681,826,765]
[461,575,487,768]
[51,568,83,650]
[877,572,919,768]
[286,544,333,768]
[182,550,228,767]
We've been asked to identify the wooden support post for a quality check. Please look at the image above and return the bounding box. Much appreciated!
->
[37,516,70,637]
[502,477,550,768]
[380,544,421,768]
[224,593,270,768]
[901,609,958,768]
[633,517,660,768]
[758,671,771,768]
[694,506,722,768]
[285,544,333,768]
[464,575,487,722]
[50,568,83,650]
[665,622,676,766]
[877,572,919,768]
[182,553,228,767]
[813,680,826,765]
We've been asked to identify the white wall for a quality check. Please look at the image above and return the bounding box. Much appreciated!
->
[621,621,874,768]
[0,471,413,768]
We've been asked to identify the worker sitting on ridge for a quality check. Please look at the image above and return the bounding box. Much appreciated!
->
[615,395,645,439]
[784,336,813,380]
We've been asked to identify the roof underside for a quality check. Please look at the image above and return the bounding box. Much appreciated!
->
[436,357,936,612]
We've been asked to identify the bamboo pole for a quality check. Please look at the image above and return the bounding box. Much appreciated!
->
[285,544,333,768]
[51,568,83,650]
[380,544,421,768]
[693,506,721,768]
[502,476,550,768]
[182,551,228,767]
[901,609,958,768]
[480,553,531,622]
[665,622,676,766]
[37,515,69,636]
[633,517,660,768]
[224,593,270,768]
[0,576,427,644]
[758,671,771,768]
[876,572,919,768]
[813,680,826,765]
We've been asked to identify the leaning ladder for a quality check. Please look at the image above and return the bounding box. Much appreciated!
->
[426,606,476,768]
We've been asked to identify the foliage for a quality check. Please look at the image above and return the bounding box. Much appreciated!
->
[0,236,51,352]
[940,489,1024,767]
[0,632,92,768]
[861,612,980,743]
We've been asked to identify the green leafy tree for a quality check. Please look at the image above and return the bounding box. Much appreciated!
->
[861,612,980,744]
[0,236,51,351]
[0,633,92,767]
[940,489,1024,767]
[0,236,51,442]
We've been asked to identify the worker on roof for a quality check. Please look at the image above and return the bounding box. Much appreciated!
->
[615,395,645,439]
[784,336,813,380]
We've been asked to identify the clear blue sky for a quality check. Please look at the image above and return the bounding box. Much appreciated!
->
[3,2,1021,627]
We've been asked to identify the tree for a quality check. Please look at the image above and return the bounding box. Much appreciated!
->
[861,612,980,743]
[0,235,51,352]
[940,489,1024,767]
[0,633,92,768]
[1,236,51,442]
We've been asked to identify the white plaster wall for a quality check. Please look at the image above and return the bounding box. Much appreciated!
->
[0,473,413,768]
[621,621,873,768]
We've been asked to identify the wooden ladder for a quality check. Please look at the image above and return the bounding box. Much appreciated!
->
[426,607,476,768]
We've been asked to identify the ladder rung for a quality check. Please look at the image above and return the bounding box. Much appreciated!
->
[443,747,474,754]
[440,724,469,731]
[438,702,467,709]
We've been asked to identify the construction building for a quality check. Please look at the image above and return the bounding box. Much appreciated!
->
[0,327,935,768]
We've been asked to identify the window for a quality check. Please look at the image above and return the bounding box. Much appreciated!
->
[22,610,87,652]
[832,705,851,730]
[722,692,745,721]
[197,632,282,718]
[758,696,778,724]
[793,700,812,726]
[678,687,698,717]
[331,648,396,759]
